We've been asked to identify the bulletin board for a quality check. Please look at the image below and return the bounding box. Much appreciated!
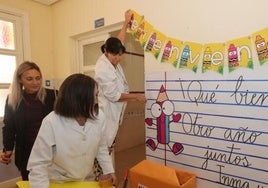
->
[127,9,268,188]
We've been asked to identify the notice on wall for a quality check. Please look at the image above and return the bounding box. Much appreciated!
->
[145,66,268,188]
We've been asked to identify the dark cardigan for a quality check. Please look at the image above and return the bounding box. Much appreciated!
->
[2,88,57,170]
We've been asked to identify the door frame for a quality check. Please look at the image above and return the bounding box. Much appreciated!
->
[73,22,123,74]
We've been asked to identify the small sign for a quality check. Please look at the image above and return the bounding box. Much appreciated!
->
[95,18,104,28]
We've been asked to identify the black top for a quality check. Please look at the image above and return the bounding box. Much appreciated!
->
[2,88,57,170]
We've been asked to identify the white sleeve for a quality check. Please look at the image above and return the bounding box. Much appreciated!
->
[27,116,55,188]
[95,111,114,174]
[95,61,121,102]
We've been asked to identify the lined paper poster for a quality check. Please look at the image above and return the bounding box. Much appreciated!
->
[145,67,268,188]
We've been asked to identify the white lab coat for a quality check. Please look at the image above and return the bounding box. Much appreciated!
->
[94,54,129,147]
[27,111,113,188]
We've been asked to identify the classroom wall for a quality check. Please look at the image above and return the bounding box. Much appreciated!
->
[125,1,268,187]
[1,0,267,83]
[51,0,139,79]
[1,1,268,186]
[50,0,268,78]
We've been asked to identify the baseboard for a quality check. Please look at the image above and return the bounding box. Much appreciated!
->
[0,177,21,188]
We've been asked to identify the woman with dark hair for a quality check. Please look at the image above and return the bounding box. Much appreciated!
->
[27,73,115,188]
[94,10,147,171]
[0,61,57,180]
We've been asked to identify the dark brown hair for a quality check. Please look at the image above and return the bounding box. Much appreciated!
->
[54,73,98,119]
[101,37,126,54]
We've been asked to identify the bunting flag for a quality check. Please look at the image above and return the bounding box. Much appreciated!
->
[136,20,154,49]
[202,43,225,74]
[179,41,203,73]
[128,10,144,39]
[252,27,268,65]
[145,30,166,59]
[160,37,183,68]
[127,10,268,74]
[227,36,253,72]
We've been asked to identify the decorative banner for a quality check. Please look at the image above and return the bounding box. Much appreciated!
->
[179,41,203,73]
[128,10,144,37]
[134,20,154,49]
[160,37,183,68]
[226,36,253,72]
[128,10,268,75]
[252,27,268,65]
[202,43,225,74]
[145,30,166,59]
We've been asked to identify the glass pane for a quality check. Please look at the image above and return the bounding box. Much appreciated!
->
[0,20,15,50]
[83,41,103,66]
[0,88,8,117]
[0,54,16,83]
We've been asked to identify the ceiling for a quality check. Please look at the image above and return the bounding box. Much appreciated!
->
[32,0,59,5]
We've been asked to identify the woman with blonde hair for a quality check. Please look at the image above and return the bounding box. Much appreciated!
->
[0,61,57,180]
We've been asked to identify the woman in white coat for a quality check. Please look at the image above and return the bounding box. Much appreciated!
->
[27,74,116,188]
[94,9,147,165]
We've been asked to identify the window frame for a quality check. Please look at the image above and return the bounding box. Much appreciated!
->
[73,22,123,75]
[0,5,31,119]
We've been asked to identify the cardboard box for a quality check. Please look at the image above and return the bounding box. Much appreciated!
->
[129,160,196,188]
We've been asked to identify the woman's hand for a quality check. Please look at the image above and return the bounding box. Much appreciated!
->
[0,150,12,164]
[135,94,147,103]
[100,173,117,186]
[119,93,147,103]
[125,9,132,24]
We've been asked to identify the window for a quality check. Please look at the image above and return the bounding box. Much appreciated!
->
[0,6,30,118]
[74,22,124,77]
[78,34,109,78]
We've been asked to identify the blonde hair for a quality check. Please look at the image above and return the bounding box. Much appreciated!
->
[8,61,46,111]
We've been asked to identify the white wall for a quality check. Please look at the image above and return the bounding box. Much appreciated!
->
[1,0,267,82]
[52,0,268,77]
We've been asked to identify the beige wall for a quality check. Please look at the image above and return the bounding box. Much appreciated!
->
[0,0,54,80]
[52,0,268,78]
[51,0,139,80]
[1,0,268,81]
